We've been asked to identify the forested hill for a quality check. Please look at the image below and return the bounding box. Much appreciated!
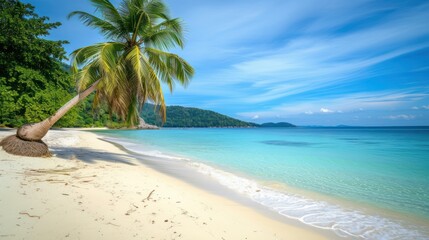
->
[141,104,257,128]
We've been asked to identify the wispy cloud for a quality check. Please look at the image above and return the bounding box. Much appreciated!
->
[237,89,429,119]
[384,115,416,120]
[411,105,429,110]
[320,108,334,113]
[412,66,429,72]
[172,0,429,111]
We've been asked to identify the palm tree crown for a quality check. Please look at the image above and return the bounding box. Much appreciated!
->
[69,0,194,126]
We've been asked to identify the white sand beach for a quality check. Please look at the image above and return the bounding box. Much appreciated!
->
[0,129,328,240]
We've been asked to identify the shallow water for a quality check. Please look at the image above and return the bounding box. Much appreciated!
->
[97,127,429,239]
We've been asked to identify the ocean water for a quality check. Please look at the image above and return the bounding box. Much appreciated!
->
[96,127,429,239]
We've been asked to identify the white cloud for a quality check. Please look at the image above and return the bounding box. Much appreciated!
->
[320,108,334,113]
[411,105,429,110]
[385,115,416,120]
[252,115,260,119]
[304,111,314,115]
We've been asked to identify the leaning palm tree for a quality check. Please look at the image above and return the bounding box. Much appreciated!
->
[0,0,194,157]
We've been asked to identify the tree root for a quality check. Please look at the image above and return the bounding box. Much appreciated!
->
[0,135,50,157]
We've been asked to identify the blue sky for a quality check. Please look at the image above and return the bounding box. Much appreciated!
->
[24,0,429,126]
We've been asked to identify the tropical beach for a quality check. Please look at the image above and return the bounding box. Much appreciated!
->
[0,129,330,239]
[2,127,429,239]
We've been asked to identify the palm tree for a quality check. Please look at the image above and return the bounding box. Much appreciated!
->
[0,0,194,157]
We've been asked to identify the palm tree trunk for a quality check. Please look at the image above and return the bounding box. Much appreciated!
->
[17,80,100,141]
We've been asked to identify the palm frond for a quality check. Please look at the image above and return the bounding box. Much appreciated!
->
[75,61,100,92]
[144,48,173,91]
[141,55,167,121]
[125,45,143,92]
[98,42,125,75]
[146,47,194,87]
[89,0,123,25]
[144,0,170,21]
[129,8,150,44]
[71,43,105,71]
[143,18,184,49]
[68,11,119,39]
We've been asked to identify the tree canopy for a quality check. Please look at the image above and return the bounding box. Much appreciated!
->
[0,0,80,127]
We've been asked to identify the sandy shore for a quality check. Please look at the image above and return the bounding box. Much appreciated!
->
[0,129,328,240]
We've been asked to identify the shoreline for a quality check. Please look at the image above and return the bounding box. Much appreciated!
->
[0,129,330,239]
[98,136,334,233]
[92,129,429,239]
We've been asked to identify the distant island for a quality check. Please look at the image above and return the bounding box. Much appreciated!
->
[141,104,295,128]
[260,122,296,128]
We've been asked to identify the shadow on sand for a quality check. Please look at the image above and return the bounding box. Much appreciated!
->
[51,146,137,166]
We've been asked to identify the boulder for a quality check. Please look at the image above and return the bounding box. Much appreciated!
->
[137,117,159,130]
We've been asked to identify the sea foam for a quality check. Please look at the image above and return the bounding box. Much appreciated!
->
[189,162,429,239]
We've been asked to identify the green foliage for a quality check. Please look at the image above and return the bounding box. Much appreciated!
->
[74,94,127,128]
[0,0,79,127]
[141,104,258,128]
[0,0,68,76]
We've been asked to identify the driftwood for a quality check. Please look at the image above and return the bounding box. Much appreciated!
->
[25,167,79,176]
[106,222,120,227]
[19,212,41,219]
[143,190,155,202]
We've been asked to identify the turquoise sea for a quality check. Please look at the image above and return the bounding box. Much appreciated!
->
[97,127,429,239]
